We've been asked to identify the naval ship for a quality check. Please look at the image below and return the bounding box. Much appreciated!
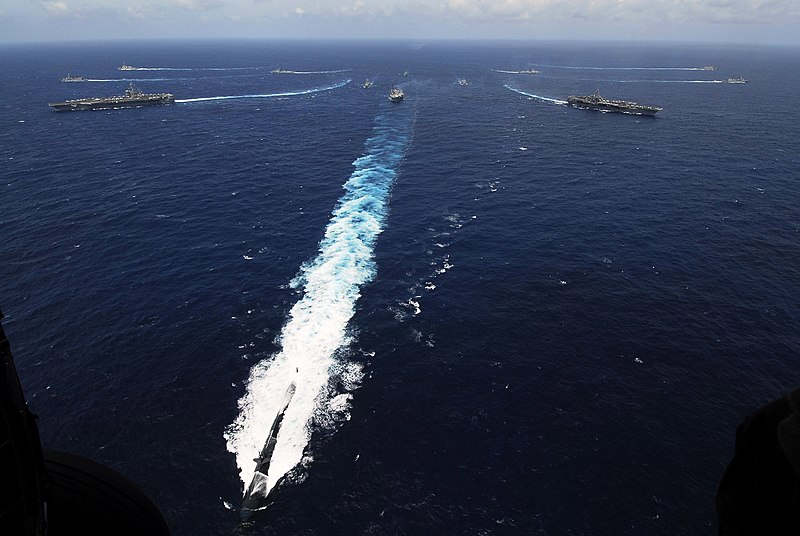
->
[49,83,175,112]
[389,87,404,102]
[566,90,661,116]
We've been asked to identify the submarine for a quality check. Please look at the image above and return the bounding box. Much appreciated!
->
[239,382,296,522]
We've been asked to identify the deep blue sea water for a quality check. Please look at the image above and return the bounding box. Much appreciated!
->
[1,39,799,535]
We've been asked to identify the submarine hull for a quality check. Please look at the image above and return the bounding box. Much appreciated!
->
[239,383,296,522]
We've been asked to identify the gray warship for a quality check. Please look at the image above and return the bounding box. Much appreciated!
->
[566,89,661,116]
[49,83,174,112]
[388,87,404,102]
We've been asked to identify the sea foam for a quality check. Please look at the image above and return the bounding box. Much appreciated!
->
[225,108,412,498]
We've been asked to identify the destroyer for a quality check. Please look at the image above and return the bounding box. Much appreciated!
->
[49,83,174,112]
[566,89,661,116]
[389,87,404,102]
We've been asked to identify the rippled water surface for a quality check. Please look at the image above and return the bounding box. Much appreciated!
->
[1,40,799,535]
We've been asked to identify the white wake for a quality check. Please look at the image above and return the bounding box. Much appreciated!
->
[504,85,567,105]
[175,80,350,103]
[225,109,412,500]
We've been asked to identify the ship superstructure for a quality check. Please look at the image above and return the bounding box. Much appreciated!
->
[389,87,404,102]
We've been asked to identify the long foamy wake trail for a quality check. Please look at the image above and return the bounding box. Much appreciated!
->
[529,64,716,71]
[273,69,351,75]
[225,108,412,502]
[175,80,350,103]
[616,79,725,84]
[504,85,567,105]
[492,69,540,74]
[79,78,174,82]
[119,66,256,71]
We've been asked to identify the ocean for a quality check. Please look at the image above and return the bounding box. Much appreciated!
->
[1,39,799,535]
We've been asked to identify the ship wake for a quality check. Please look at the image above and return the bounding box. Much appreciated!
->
[504,85,567,105]
[527,64,719,71]
[273,69,352,75]
[224,105,413,511]
[616,79,725,84]
[119,66,256,71]
[175,80,350,103]
[83,78,174,83]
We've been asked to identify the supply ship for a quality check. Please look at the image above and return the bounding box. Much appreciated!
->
[49,83,174,112]
[566,89,661,116]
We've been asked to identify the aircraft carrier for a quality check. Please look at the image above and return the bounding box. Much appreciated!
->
[49,83,174,112]
[567,90,661,116]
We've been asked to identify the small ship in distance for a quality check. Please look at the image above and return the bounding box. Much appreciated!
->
[363,79,373,88]
[726,76,749,84]
[566,89,661,116]
[389,87,404,102]
[49,83,174,112]
[118,64,137,71]
[61,74,86,82]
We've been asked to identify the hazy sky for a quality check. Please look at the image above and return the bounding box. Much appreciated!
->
[1,0,798,45]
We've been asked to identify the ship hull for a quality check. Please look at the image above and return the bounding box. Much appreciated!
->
[566,101,660,116]
[566,96,661,116]
[49,96,174,112]
[239,383,296,523]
